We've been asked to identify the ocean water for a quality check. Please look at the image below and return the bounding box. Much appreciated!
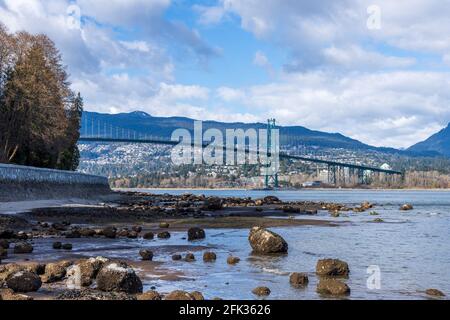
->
[23,189,450,299]
[135,189,450,300]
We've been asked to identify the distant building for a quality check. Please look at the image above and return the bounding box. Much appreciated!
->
[302,181,323,188]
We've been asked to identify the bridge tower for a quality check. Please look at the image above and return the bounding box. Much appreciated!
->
[264,118,279,189]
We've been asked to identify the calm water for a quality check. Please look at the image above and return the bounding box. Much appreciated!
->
[139,189,450,300]
[28,189,450,299]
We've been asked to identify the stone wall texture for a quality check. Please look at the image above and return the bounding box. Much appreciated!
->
[0,163,111,201]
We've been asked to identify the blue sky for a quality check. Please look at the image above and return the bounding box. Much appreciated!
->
[1,0,450,148]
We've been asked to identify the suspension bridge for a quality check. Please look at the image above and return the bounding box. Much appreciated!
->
[78,115,403,188]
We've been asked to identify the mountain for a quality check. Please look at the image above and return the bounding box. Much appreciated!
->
[408,123,450,157]
[80,111,435,156]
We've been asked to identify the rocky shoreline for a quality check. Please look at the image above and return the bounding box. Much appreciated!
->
[0,191,444,300]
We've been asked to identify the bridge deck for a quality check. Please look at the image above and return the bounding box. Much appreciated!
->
[78,137,402,175]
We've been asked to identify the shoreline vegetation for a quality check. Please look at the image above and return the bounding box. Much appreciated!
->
[0,190,373,300]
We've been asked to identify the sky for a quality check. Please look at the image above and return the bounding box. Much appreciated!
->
[1,0,450,148]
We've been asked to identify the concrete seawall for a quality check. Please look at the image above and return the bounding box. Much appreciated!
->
[0,163,111,202]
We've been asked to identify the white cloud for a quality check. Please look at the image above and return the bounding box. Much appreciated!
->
[216,87,245,101]
[220,70,450,148]
[193,4,226,25]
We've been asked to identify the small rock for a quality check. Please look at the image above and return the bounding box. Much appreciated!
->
[62,243,73,250]
[159,222,170,228]
[51,223,66,231]
[132,226,142,233]
[65,230,81,238]
[227,256,240,265]
[0,247,7,258]
[369,211,379,216]
[289,272,309,288]
[6,271,42,292]
[373,218,384,223]
[317,278,350,296]
[139,249,153,261]
[425,288,445,297]
[263,196,280,204]
[184,253,195,262]
[117,229,130,237]
[102,227,117,239]
[361,201,373,210]
[254,199,263,206]
[96,261,143,294]
[52,242,62,249]
[143,232,154,240]
[400,204,413,211]
[330,211,340,217]
[203,251,217,262]
[79,228,96,237]
[172,254,182,261]
[13,242,33,254]
[187,227,205,241]
[164,290,195,300]
[252,286,271,296]
[282,206,301,213]
[190,291,205,300]
[0,239,10,249]
[316,259,350,276]
[0,229,15,239]
[203,197,223,210]
[127,231,139,239]
[137,290,162,300]
[57,289,135,300]
[248,226,288,254]
[157,231,171,239]
[0,288,33,300]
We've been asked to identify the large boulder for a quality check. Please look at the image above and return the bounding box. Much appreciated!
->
[316,278,350,296]
[6,271,42,292]
[42,261,72,283]
[248,227,288,254]
[316,259,350,276]
[67,257,109,287]
[13,242,33,254]
[96,261,143,294]
[187,227,205,241]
